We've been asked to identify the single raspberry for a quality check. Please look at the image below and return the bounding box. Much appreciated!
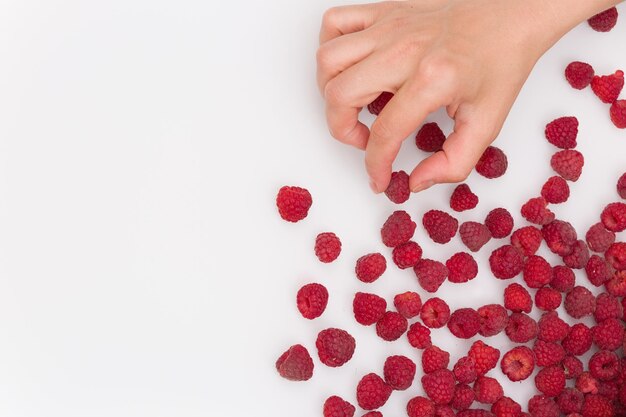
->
[454,356,478,384]
[537,311,570,342]
[594,293,623,322]
[452,384,476,411]
[476,146,508,178]
[315,232,342,263]
[585,255,614,286]
[605,242,626,270]
[384,355,416,390]
[521,197,555,225]
[485,208,514,238]
[535,365,566,397]
[565,286,596,319]
[511,226,542,256]
[316,328,356,367]
[550,149,584,181]
[563,355,584,379]
[450,184,479,212]
[528,395,559,417]
[421,369,456,405]
[414,259,449,292]
[407,396,435,417]
[489,245,524,279]
[361,412,383,417]
[353,292,387,326]
[434,405,455,417]
[550,265,576,292]
[588,7,619,32]
[504,283,533,313]
[562,323,593,356]
[576,372,599,395]
[581,394,613,417]
[611,100,626,129]
[556,388,584,415]
[376,311,408,341]
[591,70,624,103]
[394,291,422,318]
[617,172,626,198]
[423,210,458,244]
[421,297,451,328]
[468,340,500,376]
[523,255,553,288]
[545,116,578,149]
[448,308,481,339]
[385,170,410,204]
[533,340,565,367]
[446,252,478,283]
[422,345,451,374]
[392,241,423,269]
[276,344,314,381]
[535,287,562,311]
[606,270,626,296]
[589,350,620,381]
[324,396,356,417]
[367,92,393,115]
[296,283,329,319]
[541,176,570,204]
[565,61,594,89]
[562,240,590,269]
[505,312,538,343]
[501,346,535,382]
[355,253,387,283]
[474,376,503,404]
[601,202,626,232]
[276,186,312,222]
[356,373,393,410]
[407,321,432,349]
[586,223,616,253]
[416,122,446,152]
[492,397,521,417]
[542,220,577,256]
[381,210,417,247]
[460,222,491,252]
[477,304,509,337]
[592,318,624,350]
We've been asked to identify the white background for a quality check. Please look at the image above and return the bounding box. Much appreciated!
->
[0,1,625,416]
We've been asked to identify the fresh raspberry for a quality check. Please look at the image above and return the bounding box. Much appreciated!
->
[581,394,613,417]
[392,241,423,269]
[587,7,619,32]
[510,226,542,256]
[356,373,393,410]
[316,328,356,367]
[407,321,432,349]
[355,253,387,283]
[601,202,626,232]
[586,223,616,253]
[545,116,578,149]
[550,149,584,181]
[324,396,356,417]
[477,304,509,337]
[361,412,383,417]
[562,240,590,269]
[422,346,451,374]
[563,355,584,380]
[476,146,508,178]
[585,255,614,286]
[315,232,342,263]
[594,293,623,322]
[521,197,555,225]
[576,372,599,395]
[528,395,559,417]
[434,405,455,417]
[276,186,312,222]
[589,350,620,381]
[421,369,456,405]
[474,376,503,404]
[541,176,570,204]
[448,308,481,339]
[492,397,522,417]
[535,287,562,311]
[489,245,525,279]
[367,92,393,115]
[501,346,535,382]
[446,252,478,283]
[565,286,596,319]
[381,211,417,247]
[562,323,593,356]
[523,255,553,288]
[605,242,626,270]
[385,171,410,204]
[535,365,566,397]
[353,292,387,326]
[606,270,626,296]
[617,172,626,198]
[468,340,500,376]
[450,184,479,212]
[376,311,408,341]
[537,311,570,342]
[485,208,514,238]
[458,411,497,417]
[592,317,624,350]
[611,100,626,129]
[394,291,422,318]
[275,344,314,381]
[454,356,478,384]
[452,384,476,411]
[414,259,449,292]
[407,396,435,417]
[556,388,584,415]
[504,283,533,313]
[460,222,491,252]
[565,61,595,89]
[591,70,624,103]
[421,297,451,328]
[296,283,329,319]
[542,220,577,256]
[384,355,416,390]
[550,265,576,292]
[505,312,538,343]
[423,210,458,244]
[533,340,565,367]
[415,122,446,152]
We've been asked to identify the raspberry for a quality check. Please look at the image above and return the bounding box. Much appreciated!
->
[485,208,514,238]
[589,350,620,381]
[591,69,624,103]
[562,323,593,356]
[594,293,623,322]
[511,226,542,257]
[587,7,619,32]
[460,222,492,252]
[423,210,458,244]
[592,318,624,350]
[505,312,537,343]
[416,122,446,152]
[492,397,521,417]
[446,252,478,283]
[476,146,508,178]
[381,211,417,247]
[477,304,509,337]
[537,311,570,342]
[565,286,596,319]
[581,394,613,417]
[450,184,479,212]
[276,186,312,222]
[421,297,451,328]
[448,308,481,339]
[490,245,524,279]
[316,328,356,367]
[535,287,562,311]
[452,384,476,411]
[394,291,422,318]
[407,396,435,417]
[585,255,614,286]
[353,292,387,326]
[276,344,314,381]
[542,220,577,256]
[384,355,416,390]
[504,283,533,313]
[618,172,626,198]
[606,270,626,296]
[422,346,451,374]
[601,202,626,232]
[563,355,584,380]
[562,240,590,269]
[414,259,449,292]
[576,372,599,395]
[474,376,503,404]
[392,241,423,269]
[315,232,342,263]
[407,321,432,349]
[550,265,576,292]
[421,369,456,405]
[545,116,578,149]
[385,171,410,204]
[468,340,500,376]
[367,92,393,115]
[356,373,393,410]
[521,197,555,225]
[324,396,356,417]
[533,340,565,367]
[355,253,387,283]
[611,100,626,129]
[501,346,535,382]
[376,311,408,341]
[605,242,626,270]
[296,283,329,319]
[535,365,566,397]
[586,223,615,253]
[454,356,478,384]
[523,255,553,288]
[550,149,584,181]
[528,395,559,417]
[556,388,584,415]
[565,61,594,89]
[541,176,570,204]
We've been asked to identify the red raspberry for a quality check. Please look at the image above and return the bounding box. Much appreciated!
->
[355,253,387,283]
[562,323,593,356]
[601,202,626,232]
[315,232,342,263]
[460,222,491,252]
[535,287,561,311]
[381,210,417,247]
[468,340,500,376]
[542,220,577,256]
[592,318,624,350]
[576,372,599,395]
[376,311,408,341]
[586,223,615,253]
[533,339,565,367]
[565,61,594,89]
[454,356,478,384]
[450,184,479,212]
[407,321,432,349]
[562,240,590,269]
[618,172,626,198]
[485,208,514,238]
[501,346,535,382]
[541,176,570,204]
[505,312,538,343]
[556,388,584,415]
[581,394,613,417]
[452,384,476,411]
[490,245,524,279]
[550,149,584,181]
[421,369,456,405]
[523,255,553,288]
[423,210,458,244]
[421,297,451,328]
[528,395,559,417]
[353,292,387,326]
[589,350,620,381]
[324,396,356,417]
[422,346,451,374]
[585,255,614,286]
[605,242,626,270]
[535,365,566,397]
[356,373,393,410]
[276,186,312,222]
[545,116,578,149]
[394,291,422,318]
[414,259,449,292]
[594,293,623,322]
[521,197,555,225]
[367,92,393,115]
[611,100,626,129]
[477,304,509,337]
[476,146,508,178]
[276,344,314,381]
[415,122,446,152]
[606,270,626,296]
[385,170,410,204]
[362,412,383,417]
[537,311,570,342]
[407,396,435,417]
[565,286,596,319]
[446,252,478,283]
[448,308,481,339]
[297,283,329,319]
[563,355,584,379]
[474,376,503,404]
[316,328,356,367]
[392,241,423,269]
[384,355,416,390]
[550,265,576,292]
[588,7,619,32]
[492,397,521,417]
[504,282,532,313]
[591,69,624,103]
[511,226,542,257]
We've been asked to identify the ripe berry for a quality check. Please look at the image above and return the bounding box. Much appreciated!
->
[446,252,478,283]
[485,208,514,238]
[416,122,446,152]
[476,146,508,178]
[323,396,356,417]
[611,100,626,129]
[296,283,329,319]
[356,373,393,410]
[460,222,491,252]
[367,92,393,115]
[421,297,451,329]
[551,149,584,181]
[414,259,449,292]
[450,184,479,212]
[384,355,416,390]
[591,70,624,103]
[385,170,410,204]
[315,232,342,263]
[316,328,356,367]
[394,291,422,318]
[353,292,387,326]
[423,210,458,244]
[376,311,408,341]
[501,346,535,382]
[565,61,594,89]
[545,116,578,149]
[276,186,312,222]
[276,344,314,381]
[588,7,619,32]
[381,210,417,247]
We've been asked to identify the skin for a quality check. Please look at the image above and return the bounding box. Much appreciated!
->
[317,0,623,193]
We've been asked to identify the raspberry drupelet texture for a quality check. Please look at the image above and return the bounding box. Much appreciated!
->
[297,283,329,319]
[473,376,503,404]
[523,255,553,288]
[521,197,555,225]
[355,253,387,283]
[591,70,624,103]
[562,323,593,356]
[585,255,614,287]
[381,210,417,247]
[485,208,514,238]
[545,116,578,149]
[416,122,446,152]
[537,311,570,342]
[376,311,408,341]
[276,186,312,222]
[477,304,509,337]
[315,232,342,263]
[587,6,619,32]
[353,292,387,326]
[450,184,479,212]
[601,202,626,232]
[422,369,456,405]
[504,283,533,313]
[564,286,596,319]
[423,210,458,244]
[501,346,535,382]
[407,396,435,417]
[550,149,584,181]
[323,396,356,417]
[489,245,524,279]
[460,222,491,252]
[611,100,626,129]
[407,321,432,349]
[469,340,500,376]
[505,312,537,343]
[448,308,481,339]
[421,297,451,328]
[617,172,626,198]
[476,146,508,179]
[542,220,577,256]
[367,92,393,115]
[510,226,542,257]
[535,287,561,311]
[356,373,393,410]
[316,328,356,367]
[535,365,566,397]
[565,61,594,89]
[414,259,449,292]
[454,356,478,384]
[422,345,451,374]
[385,170,411,204]
[392,241,423,269]
[276,344,314,381]
[586,223,615,253]
[384,355,416,390]
[446,252,478,283]
[394,291,422,319]
[550,265,576,292]
[541,176,570,204]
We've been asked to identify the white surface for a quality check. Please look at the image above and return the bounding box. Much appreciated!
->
[0,1,625,416]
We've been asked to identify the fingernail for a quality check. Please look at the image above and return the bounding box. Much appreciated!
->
[411,180,434,193]
[369,179,380,194]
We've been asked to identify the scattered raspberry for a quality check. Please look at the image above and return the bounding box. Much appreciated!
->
[315,232,342,263]
[565,61,594,89]
[381,211,417,247]
[376,311,408,341]
[528,395,559,417]
[521,197,555,225]
[611,100,626,129]
[556,388,584,415]
[384,355,416,390]
[446,252,478,283]
[421,298,451,329]
[541,176,570,204]
[533,339,565,367]
[392,241,423,269]
[353,292,387,326]
[324,396,356,417]
[617,172,626,198]
[589,350,620,381]
[460,222,492,252]
[585,255,614,286]
[485,208,514,239]
[545,116,578,149]
[581,394,613,417]
[422,345,451,374]
[407,396,435,417]
[591,70,624,103]
[296,283,329,320]
[452,384,476,411]
[564,286,596,319]
[523,255,553,288]
[394,291,422,318]
[421,369,456,405]
[562,323,593,356]
[594,293,623,322]
[407,321,432,349]
[423,210,458,244]
[490,245,525,279]
[476,146,508,178]
[562,240,590,269]
[511,226,542,257]
[478,304,509,337]
[356,373,393,410]
[474,376,503,404]
[606,270,626,296]
[505,312,538,343]
[504,283,533,313]
[563,355,584,380]
[415,122,446,152]
[592,318,624,351]
[550,265,576,292]
[468,340,500,376]
[385,171,410,204]
[316,328,356,367]
[501,346,535,382]
[492,397,522,417]
[586,223,615,253]
[605,242,626,270]
[542,220,577,256]
[537,311,570,342]
[576,372,599,395]
[535,287,561,311]
[588,7,619,32]
[367,92,393,115]
[601,202,626,232]
[550,149,584,181]
[414,259,449,292]
[276,186,312,222]
[276,344,314,381]
[355,253,387,283]
[535,365,566,397]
